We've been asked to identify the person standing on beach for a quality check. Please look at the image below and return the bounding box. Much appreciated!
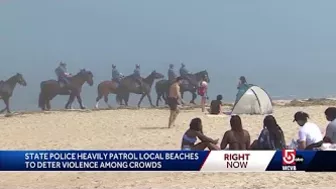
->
[198,75,208,112]
[167,76,184,128]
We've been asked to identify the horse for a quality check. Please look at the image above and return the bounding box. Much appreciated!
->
[155,70,209,106]
[0,73,27,113]
[38,69,94,110]
[95,76,125,109]
[114,71,164,108]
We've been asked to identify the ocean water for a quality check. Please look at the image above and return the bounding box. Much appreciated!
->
[1,0,336,111]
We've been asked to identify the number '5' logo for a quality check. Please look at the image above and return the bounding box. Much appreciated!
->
[282,150,296,164]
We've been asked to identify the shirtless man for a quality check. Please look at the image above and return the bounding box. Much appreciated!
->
[220,115,251,150]
[167,76,184,128]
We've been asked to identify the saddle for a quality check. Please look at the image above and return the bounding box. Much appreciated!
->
[112,78,121,88]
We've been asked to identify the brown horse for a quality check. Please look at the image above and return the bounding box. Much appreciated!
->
[95,70,164,108]
[0,73,27,113]
[38,69,93,110]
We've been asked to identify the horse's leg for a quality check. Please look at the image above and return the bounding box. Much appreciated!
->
[162,92,168,104]
[95,92,103,109]
[123,93,130,106]
[3,96,10,114]
[137,93,146,108]
[76,93,86,109]
[46,99,51,110]
[46,93,56,111]
[65,94,75,109]
[190,91,197,104]
[0,98,7,113]
[156,93,161,107]
[147,93,154,107]
[104,94,112,109]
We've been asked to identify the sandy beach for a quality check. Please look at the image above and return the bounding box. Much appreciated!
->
[0,104,335,189]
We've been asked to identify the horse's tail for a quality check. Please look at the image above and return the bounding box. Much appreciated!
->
[38,91,44,109]
[38,81,47,109]
[97,82,103,96]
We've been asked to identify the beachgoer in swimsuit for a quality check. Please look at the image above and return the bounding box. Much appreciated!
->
[198,75,208,112]
[167,76,184,128]
[181,117,220,150]
[220,115,251,150]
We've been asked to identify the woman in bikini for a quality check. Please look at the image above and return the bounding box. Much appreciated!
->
[220,115,251,150]
[181,118,220,150]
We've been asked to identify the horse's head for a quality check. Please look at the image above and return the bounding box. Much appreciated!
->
[79,69,94,86]
[151,70,164,79]
[15,73,27,86]
[197,70,210,83]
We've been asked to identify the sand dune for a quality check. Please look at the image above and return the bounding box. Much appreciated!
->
[0,104,335,189]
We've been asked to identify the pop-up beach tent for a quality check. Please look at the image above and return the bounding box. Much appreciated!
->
[232,85,273,115]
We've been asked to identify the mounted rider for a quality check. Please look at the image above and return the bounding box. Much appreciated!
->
[179,62,191,85]
[132,64,143,87]
[55,62,71,87]
[112,64,122,87]
[168,64,177,83]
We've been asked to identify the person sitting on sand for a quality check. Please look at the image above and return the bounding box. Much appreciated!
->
[250,115,286,150]
[293,111,323,150]
[220,115,251,150]
[209,95,223,115]
[181,118,220,150]
[323,107,336,143]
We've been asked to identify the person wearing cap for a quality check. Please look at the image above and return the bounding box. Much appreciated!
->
[132,64,143,87]
[111,64,122,86]
[323,107,336,143]
[168,64,176,82]
[293,111,323,150]
[55,62,71,87]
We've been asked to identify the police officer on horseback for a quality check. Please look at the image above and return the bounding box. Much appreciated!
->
[112,64,123,86]
[168,64,177,82]
[133,64,143,87]
[179,62,190,77]
[179,62,191,84]
[55,62,71,87]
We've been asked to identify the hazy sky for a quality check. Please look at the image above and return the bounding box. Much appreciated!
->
[1,0,336,109]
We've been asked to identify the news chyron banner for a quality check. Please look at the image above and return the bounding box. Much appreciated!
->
[0,150,335,172]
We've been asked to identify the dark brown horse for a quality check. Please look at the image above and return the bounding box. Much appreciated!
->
[0,73,27,113]
[38,69,93,110]
[96,71,164,108]
[155,70,209,106]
